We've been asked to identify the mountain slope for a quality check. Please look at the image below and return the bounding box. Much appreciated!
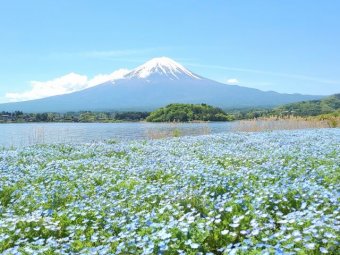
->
[0,57,323,112]
[274,94,340,116]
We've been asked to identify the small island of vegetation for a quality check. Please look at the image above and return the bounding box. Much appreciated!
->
[146,103,234,122]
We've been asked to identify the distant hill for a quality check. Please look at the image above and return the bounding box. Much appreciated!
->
[146,103,233,122]
[274,94,340,116]
[0,57,323,113]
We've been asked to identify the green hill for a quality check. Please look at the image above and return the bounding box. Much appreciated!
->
[146,103,233,122]
[274,94,340,116]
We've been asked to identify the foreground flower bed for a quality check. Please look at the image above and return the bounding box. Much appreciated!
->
[0,129,339,255]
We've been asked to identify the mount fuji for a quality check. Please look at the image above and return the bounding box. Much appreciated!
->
[0,57,322,112]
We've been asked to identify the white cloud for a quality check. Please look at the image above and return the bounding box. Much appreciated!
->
[87,69,130,86]
[5,69,129,102]
[226,78,239,84]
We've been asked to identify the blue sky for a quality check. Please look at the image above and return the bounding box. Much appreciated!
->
[0,0,339,102]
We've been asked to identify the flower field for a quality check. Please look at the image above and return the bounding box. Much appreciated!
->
[0,129,339,255]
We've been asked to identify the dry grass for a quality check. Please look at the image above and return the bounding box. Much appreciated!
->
[232,116,339,132]
[146,129,181,139]
[145,123,211,139]
[27,127,46,145]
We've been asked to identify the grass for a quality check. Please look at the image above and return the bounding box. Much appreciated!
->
[145,123,211,139]
[232,115,338,132]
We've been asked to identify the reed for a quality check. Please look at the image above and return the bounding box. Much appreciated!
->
[145,123,180,139]
[27,127,46,145]
[232,116,338,132]
[145,123,211,139]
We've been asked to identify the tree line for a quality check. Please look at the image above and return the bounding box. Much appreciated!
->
[1,94,339,123]
[0,111,149,123]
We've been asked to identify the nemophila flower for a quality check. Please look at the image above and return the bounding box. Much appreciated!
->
[230,232,237,237]
[0,129,339,254]
[225,206,233,212]
[324,232,336,238]
[240,230,248,235]
[229,223,239,228]
[221,229,229,235]
[275,247,285,255]
[319,247,328,253]
[251,229,260,236]
[305,243,316,249]
[190,243,200,249]
[158,241,168,251]
[292,230,301,237]
[158,230,171,240]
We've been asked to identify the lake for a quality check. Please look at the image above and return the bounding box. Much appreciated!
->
[0,122,237,147]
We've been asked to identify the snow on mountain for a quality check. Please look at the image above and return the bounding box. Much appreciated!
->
[124,57,201,80]
[0,57,323,112]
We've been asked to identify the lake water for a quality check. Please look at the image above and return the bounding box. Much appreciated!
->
[0,122,237,147]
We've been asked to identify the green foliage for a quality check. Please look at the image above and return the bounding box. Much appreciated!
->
[114,111,149,121]
[317,110,340,128]
[274,94,340,116]
[172,128,182,137]
[0,111,150,123]
[327,117,338,128]
[146,103,233,122]
[0,185,17,207]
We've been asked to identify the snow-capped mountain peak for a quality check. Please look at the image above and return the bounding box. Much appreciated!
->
[125,57,201,80]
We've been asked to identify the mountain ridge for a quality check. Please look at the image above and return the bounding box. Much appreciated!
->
[0,57,324,113]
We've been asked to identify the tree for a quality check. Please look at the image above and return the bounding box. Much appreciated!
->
[146,103,233,122]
